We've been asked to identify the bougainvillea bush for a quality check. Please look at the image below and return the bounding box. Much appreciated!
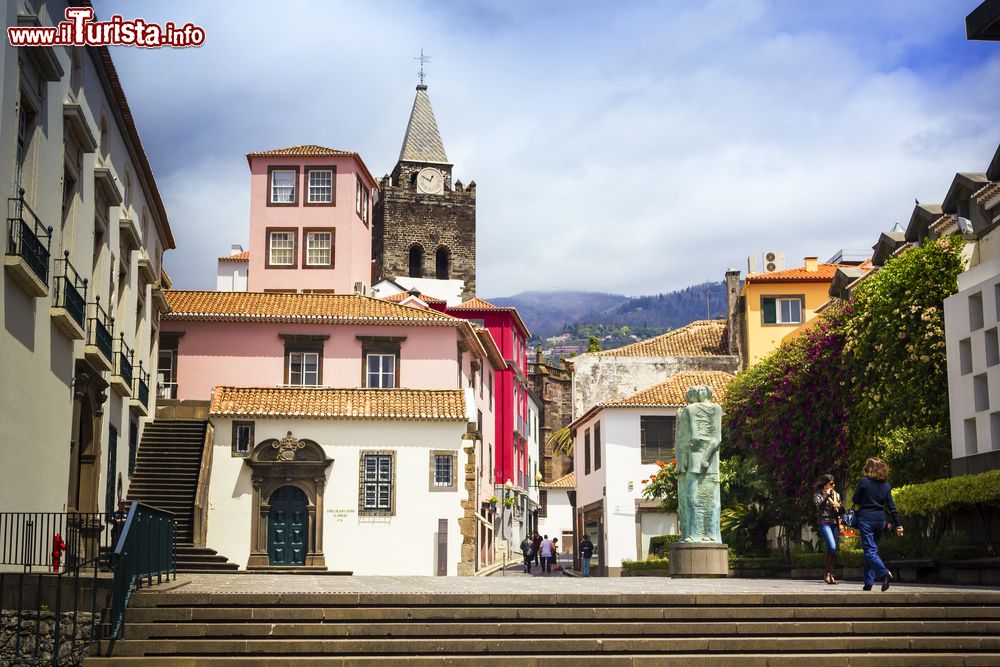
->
[723,302,853,501]
[640,459,678,511]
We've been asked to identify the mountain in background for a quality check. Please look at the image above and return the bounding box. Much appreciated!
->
[488,281,730,340]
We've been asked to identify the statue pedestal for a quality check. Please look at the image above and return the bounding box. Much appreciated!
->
[669,542,729,578]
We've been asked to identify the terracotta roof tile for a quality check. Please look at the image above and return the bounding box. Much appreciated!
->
[210,386,468,421]
[448,298,530,337]
[930,214,958,235]
[246,145,356,158]
[383,291,446,305]
[605,371,736,408]
[164,290,458,324]
[218,251,249,263]
[745,263,849,283]
[975,182,1000,205]
[540,471,575,489]
[594,320,730,357]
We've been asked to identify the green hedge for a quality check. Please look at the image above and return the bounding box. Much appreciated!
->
[894,469,1000,517]
[791,548,864,569]
[622,557,669,571]
[648,534,682,558]
[731,556,788,570]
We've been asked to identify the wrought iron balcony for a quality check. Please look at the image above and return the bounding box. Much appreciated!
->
[111,333,134,397]
[51,251,87,340]
[130,362,149,416]
[84,295,114,372]
[4,189,52,297]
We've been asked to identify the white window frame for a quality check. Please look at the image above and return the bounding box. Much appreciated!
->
[366,353,396,389]
[233,422,253,455]
[269,231,295,266]
[288,351,319,386]
[307,169,333,203]
[306,231,332,266]
[356,177,363,215]
[270,169,296,203]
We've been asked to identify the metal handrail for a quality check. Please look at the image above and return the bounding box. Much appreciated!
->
[88,295,114,361]
[134,362,149,407]
[6,188,53,285]
[114,333,133,386]
[53,250,88,328]
[108,503,176,643]
[0,512,112,573]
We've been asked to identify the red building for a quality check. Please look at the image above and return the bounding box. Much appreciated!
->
[445,298,532,490]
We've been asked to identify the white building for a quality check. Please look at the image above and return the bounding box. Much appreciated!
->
[206,386,478,575]
[0,1,173,519]
[943,147,1000,475]
[571,371,734,576]
[216,245,248,291]
[538,471,575,558]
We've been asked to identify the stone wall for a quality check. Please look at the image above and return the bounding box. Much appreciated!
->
[0,610,95,666]
[572,354,741,417]
[374,176,477,300]
[528,354,574,481]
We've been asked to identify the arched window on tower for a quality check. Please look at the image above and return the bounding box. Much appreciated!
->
[435,246,450,280]
[408,244,424,278]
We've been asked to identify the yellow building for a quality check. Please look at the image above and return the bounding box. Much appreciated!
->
[742,257,845,366]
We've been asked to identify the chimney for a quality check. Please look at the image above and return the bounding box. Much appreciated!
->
[230,244,244,256]
[725,269,742,362]
[804,257,819,273]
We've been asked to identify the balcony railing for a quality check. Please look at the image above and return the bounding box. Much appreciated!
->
[115,334,134,386]
[86,295,114,364]
[158,381,177,400]
[0,511,113,572]
[135,362,149,408]
[5,189,52,290]
[53,250,88,329]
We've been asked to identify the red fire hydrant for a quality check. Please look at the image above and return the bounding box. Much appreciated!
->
[51,533,66,572]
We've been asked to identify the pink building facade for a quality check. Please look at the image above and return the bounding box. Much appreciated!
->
[245,146,378,295]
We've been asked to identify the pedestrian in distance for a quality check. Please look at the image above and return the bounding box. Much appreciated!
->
[539,534,553,574]
[519,534,535,574]
[579,534,595,577]
[853,457,903,591]
[532,532,542,568]
[813,473,844,585]
[551,538,560,571]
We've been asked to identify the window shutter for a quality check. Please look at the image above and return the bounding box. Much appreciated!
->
[762,297,777,324]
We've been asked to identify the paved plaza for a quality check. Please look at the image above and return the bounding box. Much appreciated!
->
[154,572,1000,599]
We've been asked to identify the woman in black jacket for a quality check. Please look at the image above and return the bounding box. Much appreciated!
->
[853,457,904,591]
[813,474,843,584]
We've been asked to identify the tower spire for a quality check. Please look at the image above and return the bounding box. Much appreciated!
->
[398,80,449,164]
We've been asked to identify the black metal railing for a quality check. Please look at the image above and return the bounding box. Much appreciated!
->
[53,251,87,329]
[108,503,175,642]
[134,363,149,407]
[0,512,113,573]
[0,512,114,665]
[88,296,114,361]
[5,188,53,286]
[114,334,133,387]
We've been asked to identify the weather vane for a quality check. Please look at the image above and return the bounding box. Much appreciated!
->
[414,48,431,85]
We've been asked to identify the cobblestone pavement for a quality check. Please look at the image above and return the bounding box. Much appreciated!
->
[158,572,1000,596]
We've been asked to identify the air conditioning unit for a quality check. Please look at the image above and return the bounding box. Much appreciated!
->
[354,282,366,295]
[747,255,758,274]
[762,251,785,273]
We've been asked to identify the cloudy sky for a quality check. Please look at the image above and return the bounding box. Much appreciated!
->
[94,1,999,298]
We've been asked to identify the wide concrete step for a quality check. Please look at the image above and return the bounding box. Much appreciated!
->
[79,654,1000,667]
[121,619,1000,640]
[101,635,1000,656]
[124,604,1000,623]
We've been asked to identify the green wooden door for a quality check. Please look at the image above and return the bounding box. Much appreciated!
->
[268,486,307,565]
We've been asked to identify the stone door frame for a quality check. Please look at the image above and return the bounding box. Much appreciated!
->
[245,432,333,569]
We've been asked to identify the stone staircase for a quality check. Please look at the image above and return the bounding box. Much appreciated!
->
[87,588,1000,664]
[126,419,237,572]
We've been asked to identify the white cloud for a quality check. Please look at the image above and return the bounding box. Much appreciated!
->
[97,0,999,296]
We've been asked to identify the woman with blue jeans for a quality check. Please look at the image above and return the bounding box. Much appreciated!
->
[853,457,904,591]
[813,474,843,585]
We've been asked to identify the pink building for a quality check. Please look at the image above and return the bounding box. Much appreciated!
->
[245,145,378,294]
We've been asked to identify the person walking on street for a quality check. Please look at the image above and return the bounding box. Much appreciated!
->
[813,474,844,585]
[532,532,542,568]
[519,535,535,574]
[539,534,553,574]
[579,534,595,577]
[853,457,904,591]
[551,538,560,571]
